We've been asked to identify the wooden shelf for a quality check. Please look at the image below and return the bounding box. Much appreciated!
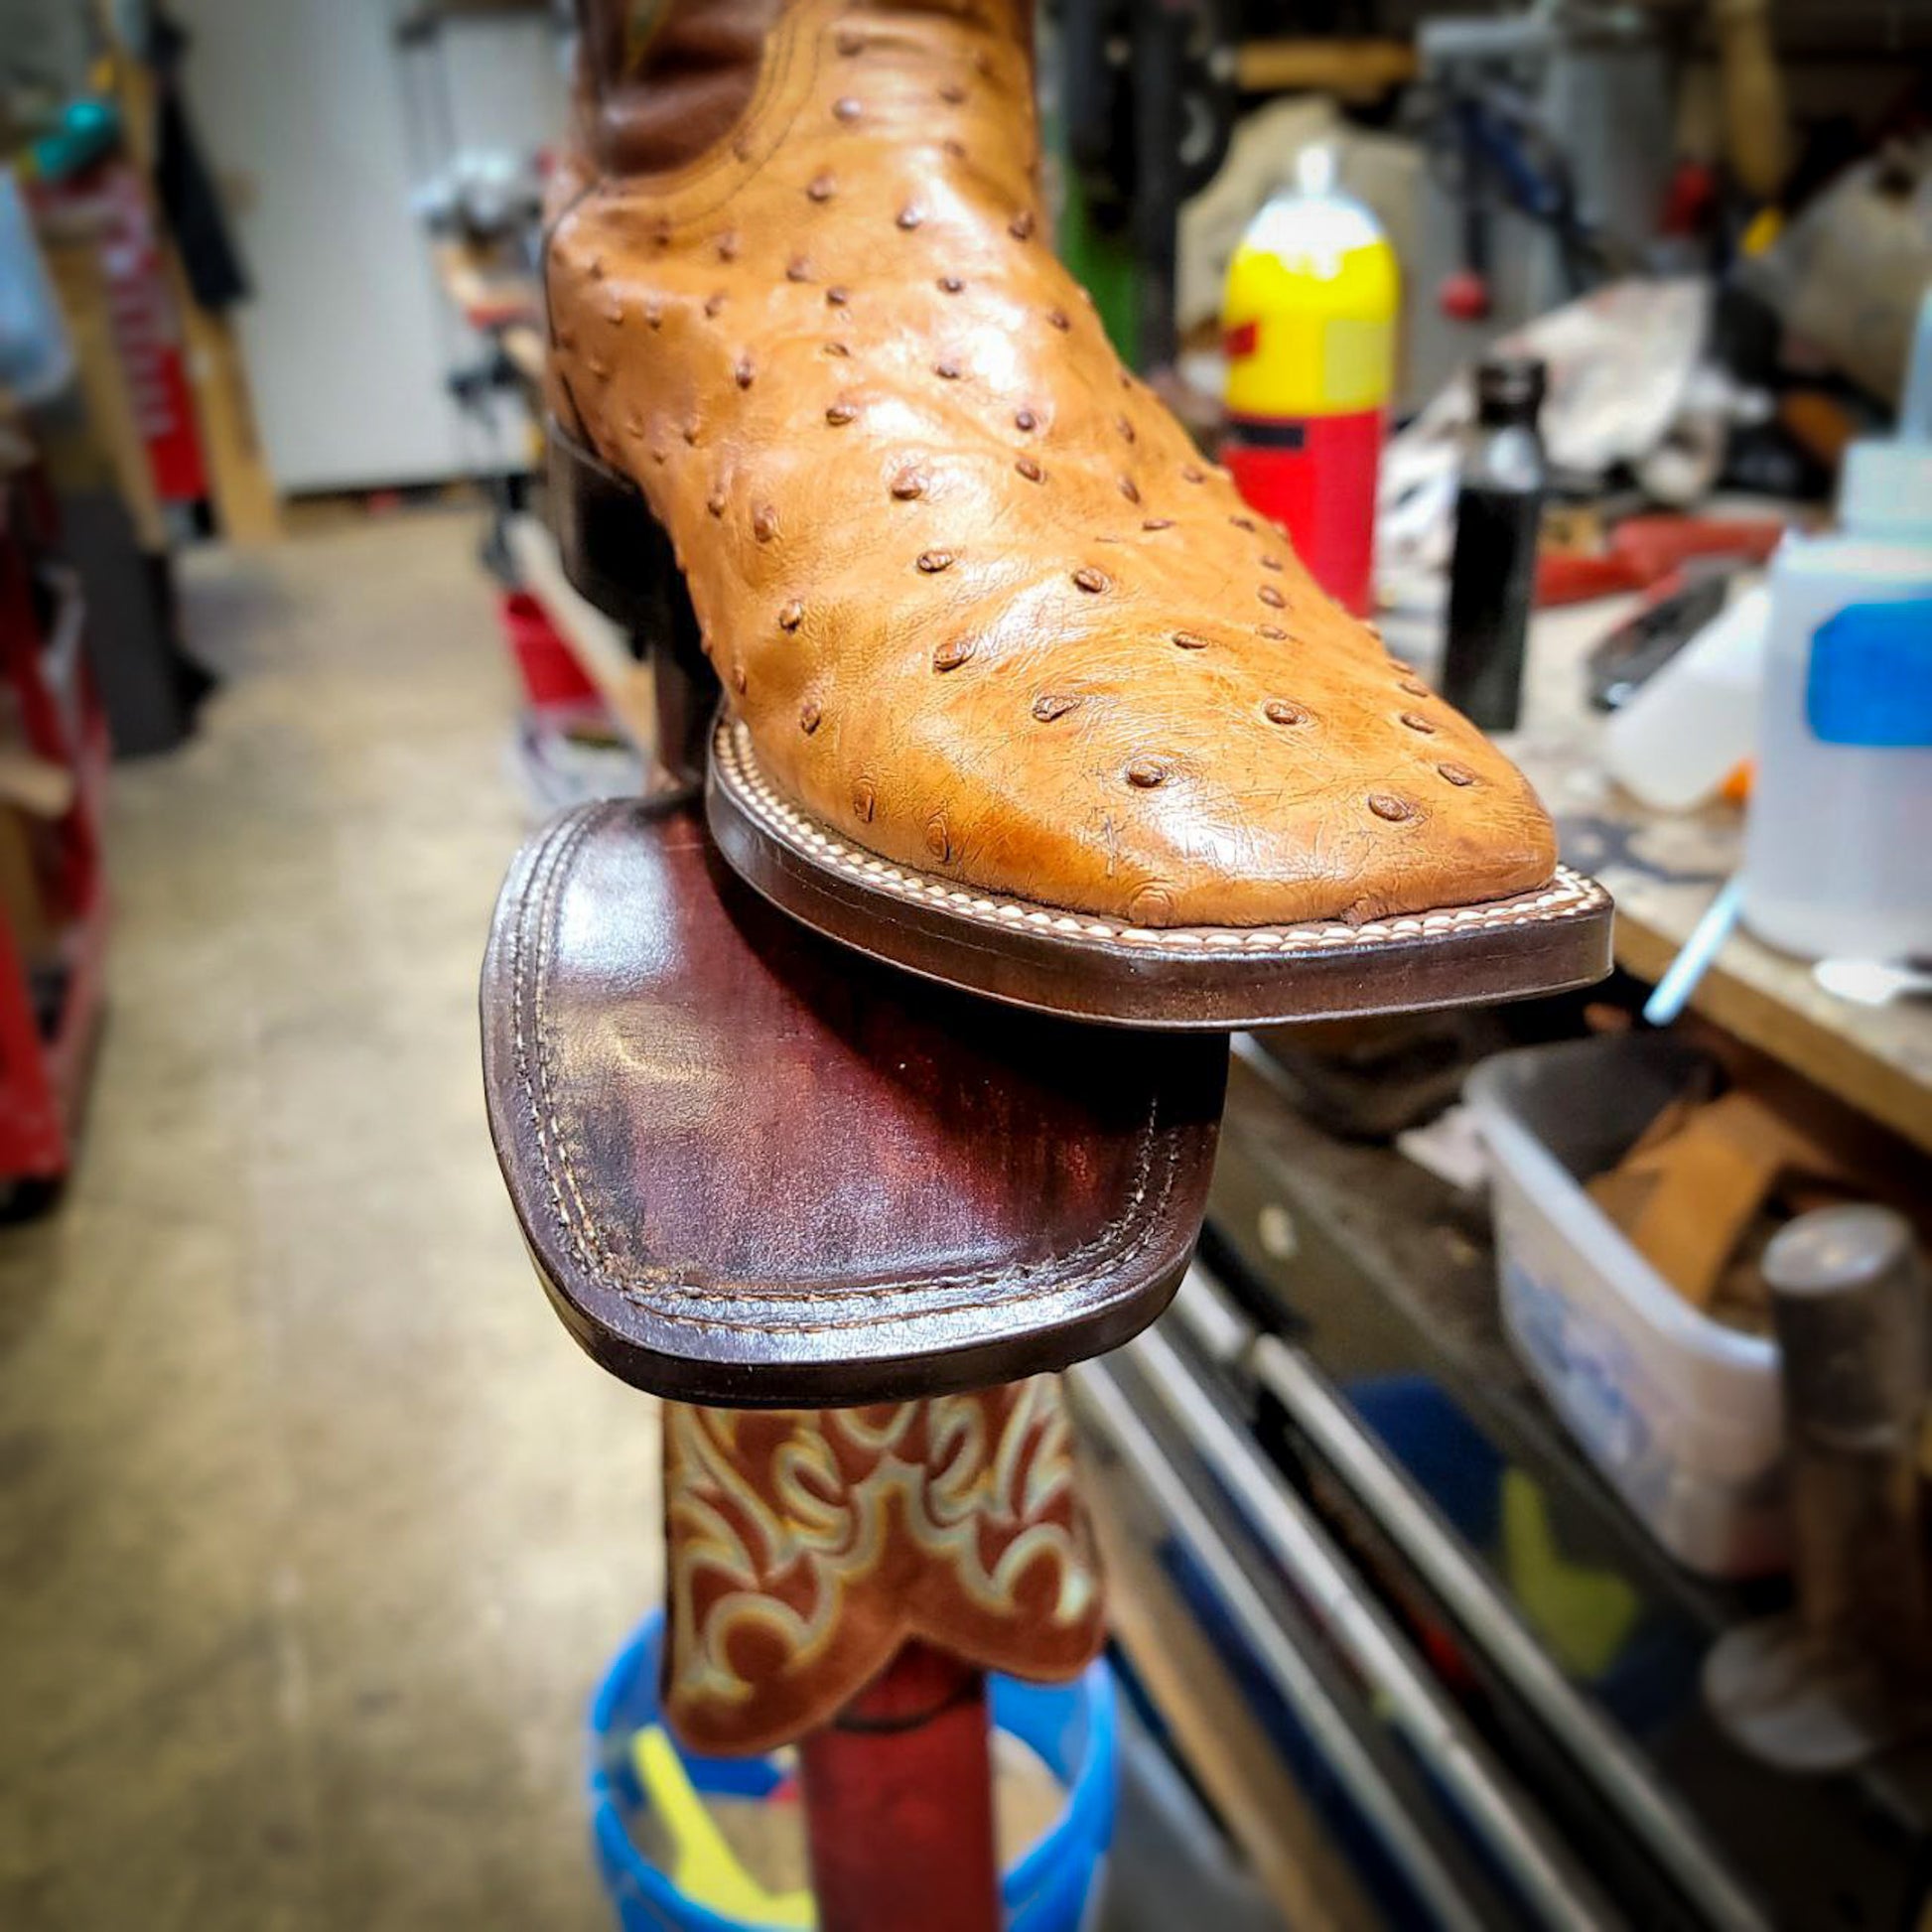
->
[1236,38,1417,101]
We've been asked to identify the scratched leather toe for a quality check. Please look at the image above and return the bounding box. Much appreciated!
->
[547,0,1558,928]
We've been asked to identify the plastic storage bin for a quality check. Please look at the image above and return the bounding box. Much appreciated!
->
[1464,1035,1785,1579]
[590,1611,1118,1932]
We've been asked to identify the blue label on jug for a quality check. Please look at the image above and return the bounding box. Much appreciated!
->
[1806,600,1932,747]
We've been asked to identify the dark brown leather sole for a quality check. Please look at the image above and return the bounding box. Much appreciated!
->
[480,796,1226,1405]
[550,422,1615,1030]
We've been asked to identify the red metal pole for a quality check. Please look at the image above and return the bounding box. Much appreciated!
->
[797,1641,1001,1932]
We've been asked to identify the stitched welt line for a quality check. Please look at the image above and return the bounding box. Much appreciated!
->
[508,810,568,1239]
[516,805,621,1273]
[577,1120,1176,1308]
[571,1120,1169,1308]
[612,1129,1184,1335]
[719,719,1609,949]
[535,805,633,1271]
[515,805,1181,1331]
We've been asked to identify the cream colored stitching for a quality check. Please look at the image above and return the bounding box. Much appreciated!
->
[714,717,1609,949]
[511,805,608,1278]
[512,804,1185,1334]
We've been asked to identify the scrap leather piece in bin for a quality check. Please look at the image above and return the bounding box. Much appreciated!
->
[659,1379,1106,1755]
[1587,1088,1858,1319]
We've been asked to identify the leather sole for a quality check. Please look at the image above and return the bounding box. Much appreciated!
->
[550,423,1615,1029]
[480,796,1226,1404]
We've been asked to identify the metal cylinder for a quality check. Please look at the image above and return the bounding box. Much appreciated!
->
[1763,1204,1931,1684]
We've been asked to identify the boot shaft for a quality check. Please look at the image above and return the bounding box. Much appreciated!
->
[572,0,1033,174]
[574,0,780,174]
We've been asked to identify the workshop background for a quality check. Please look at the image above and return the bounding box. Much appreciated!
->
[3,0,1930,1928]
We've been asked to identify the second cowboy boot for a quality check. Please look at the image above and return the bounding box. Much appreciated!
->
[544,0,1610,1024]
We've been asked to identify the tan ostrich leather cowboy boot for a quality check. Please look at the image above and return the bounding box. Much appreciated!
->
[544,0,1611,1025]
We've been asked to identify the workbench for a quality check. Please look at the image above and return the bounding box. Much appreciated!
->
[1439,596,1931,1157]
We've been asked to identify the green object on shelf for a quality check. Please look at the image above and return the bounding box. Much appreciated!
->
[1048,148,1141,369]
[1036,22,1141,365]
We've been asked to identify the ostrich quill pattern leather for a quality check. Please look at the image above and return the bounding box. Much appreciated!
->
[661,1379,1105,1753]
[546,0,1559,928]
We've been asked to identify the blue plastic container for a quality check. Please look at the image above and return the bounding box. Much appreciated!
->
[589,1613,1117,1932]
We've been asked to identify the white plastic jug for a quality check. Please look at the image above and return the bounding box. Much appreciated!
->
[1604,584,1769,813]
[1738,291,1932,962]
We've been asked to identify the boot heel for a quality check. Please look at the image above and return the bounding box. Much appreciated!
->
[549,422,689,645]
[547,421,719,784]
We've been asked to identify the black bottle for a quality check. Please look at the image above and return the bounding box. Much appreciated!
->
[1440,356,1549,732]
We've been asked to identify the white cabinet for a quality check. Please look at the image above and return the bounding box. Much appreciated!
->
[174,0,565,491]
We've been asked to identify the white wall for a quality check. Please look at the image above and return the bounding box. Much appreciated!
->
[174,0,567,492]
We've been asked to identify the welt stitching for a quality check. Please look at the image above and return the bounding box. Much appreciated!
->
[529,803,625,1267]
[532,807,619,1252]
[719,720,1608,950]
[515,807,1179,1330]
[606,1132,1182,1334]
[602,1129,1176,1308]
[512,806,616,1273]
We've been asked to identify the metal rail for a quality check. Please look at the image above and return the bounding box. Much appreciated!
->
[1072,1359,1494,1932]
[1128,1325,1624,1930]
[1249,1331,1772,1932]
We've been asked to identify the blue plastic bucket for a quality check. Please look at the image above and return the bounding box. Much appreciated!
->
[589,1613,1117,1932]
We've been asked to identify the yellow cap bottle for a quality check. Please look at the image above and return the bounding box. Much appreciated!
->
[1221,147,1399,615]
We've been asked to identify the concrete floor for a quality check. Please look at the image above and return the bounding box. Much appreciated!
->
[0,510,661,1931]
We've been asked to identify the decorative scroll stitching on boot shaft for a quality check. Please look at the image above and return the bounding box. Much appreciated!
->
[548,0,1560,929]
[662,1378,1106,1753]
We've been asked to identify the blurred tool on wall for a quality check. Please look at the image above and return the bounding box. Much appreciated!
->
[1220,146,1397,617]
[1404,1,1667,408]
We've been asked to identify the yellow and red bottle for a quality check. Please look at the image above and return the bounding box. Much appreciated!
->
[1221,149,1398,617]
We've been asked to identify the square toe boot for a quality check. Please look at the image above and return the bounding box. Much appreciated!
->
[545,0,1607,1022]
